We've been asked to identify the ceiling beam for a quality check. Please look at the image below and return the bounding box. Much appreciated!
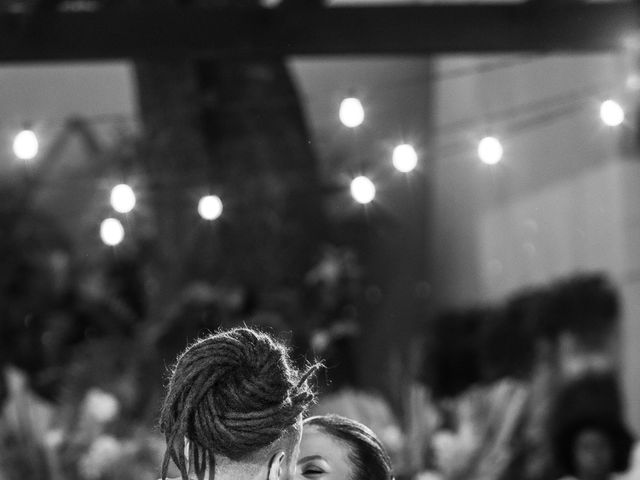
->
[0,3,638,62]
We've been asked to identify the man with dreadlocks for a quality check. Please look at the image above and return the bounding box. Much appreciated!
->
[160,327,318,480]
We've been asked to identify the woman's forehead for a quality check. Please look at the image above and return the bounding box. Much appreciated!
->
[300,425,352,459]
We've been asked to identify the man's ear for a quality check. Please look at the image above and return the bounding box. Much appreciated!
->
[268,451,286,480]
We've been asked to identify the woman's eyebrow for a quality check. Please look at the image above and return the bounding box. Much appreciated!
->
[298,455,325,463]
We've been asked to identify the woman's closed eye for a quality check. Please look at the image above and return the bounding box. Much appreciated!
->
[302,465,325,475]
[298,459,330,478]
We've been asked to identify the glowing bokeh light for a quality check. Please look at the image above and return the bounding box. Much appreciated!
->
[478,136,503,165]
[13,129,39,160]
[110,184,136,213]
[100,218,125,246]
[600,100,625,126]
[392,144,418,172]
[198,195,223,220]
[339,97,365,128]
[350,176,376,204]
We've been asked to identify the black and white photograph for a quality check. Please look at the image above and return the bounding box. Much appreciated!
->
[0,1,639,480]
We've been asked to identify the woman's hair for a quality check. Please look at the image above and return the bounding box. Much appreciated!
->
[553,415,634,476]
[304,414,393,480]
[160,327,318,480]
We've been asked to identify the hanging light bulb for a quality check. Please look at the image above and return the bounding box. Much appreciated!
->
[478,136,503,165]
[392,144,418,172]
[600,99,624,126]
[198,195,223,220]
[100,218,125,246]
[13,128,39,160]
[339,97,365,128]
[350,176,376,204]
[110,184,136,213]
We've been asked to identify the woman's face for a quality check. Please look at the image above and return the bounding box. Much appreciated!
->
[296,424,353,480]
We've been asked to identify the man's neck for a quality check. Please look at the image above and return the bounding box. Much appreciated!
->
[212,462,268,480]
[213,472,266,480]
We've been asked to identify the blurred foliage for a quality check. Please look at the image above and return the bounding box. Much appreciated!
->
[0,181,71,399]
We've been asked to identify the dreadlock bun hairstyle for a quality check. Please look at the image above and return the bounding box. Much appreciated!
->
[160,327,318,480]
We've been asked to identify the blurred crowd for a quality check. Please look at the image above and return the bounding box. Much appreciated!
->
[0,221,637,480]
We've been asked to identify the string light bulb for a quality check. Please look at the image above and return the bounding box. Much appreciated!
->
[339,97,365,128]
[478,136,503,165]
[350,176,376,204]
[198,195,223,220]
[392,144,418,172]
[13,128,39,160]
[600,99,624,126]
[110,184,136,213]
[100,218,124,246]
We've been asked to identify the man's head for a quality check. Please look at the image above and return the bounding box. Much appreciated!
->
[160,327,317,480]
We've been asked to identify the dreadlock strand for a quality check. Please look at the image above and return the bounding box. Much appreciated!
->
[193,443,208,480]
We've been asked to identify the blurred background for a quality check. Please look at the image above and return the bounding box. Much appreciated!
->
[1,1,640,479]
